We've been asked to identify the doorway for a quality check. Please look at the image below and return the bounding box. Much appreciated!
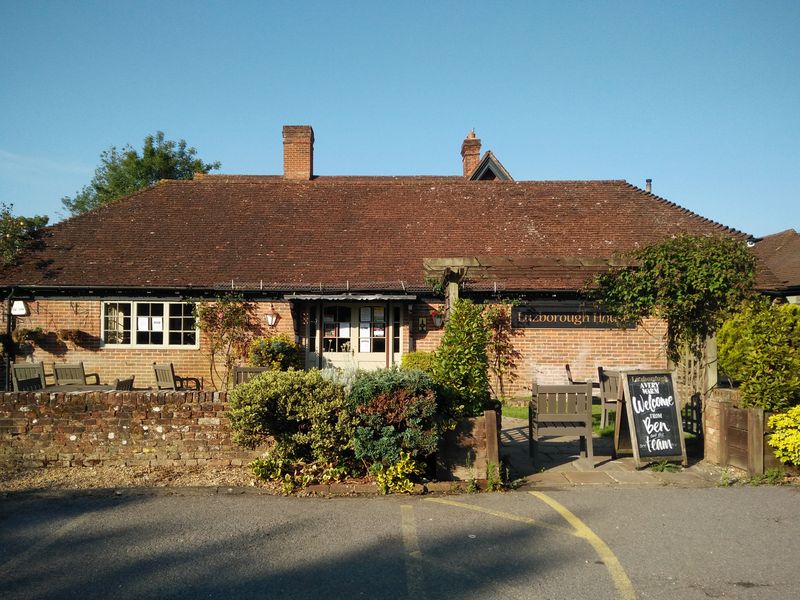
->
[305,303,404,371]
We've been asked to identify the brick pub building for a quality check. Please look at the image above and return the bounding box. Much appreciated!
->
[0,126,754,395]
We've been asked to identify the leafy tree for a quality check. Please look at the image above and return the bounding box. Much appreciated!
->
[62,131,220,215]
[0,203,48,265]
[433,299,491,419]
[590,235,756,362]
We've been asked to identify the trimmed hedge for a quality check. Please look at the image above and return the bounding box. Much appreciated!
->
[227,369,355,464]
[346,368,440,465]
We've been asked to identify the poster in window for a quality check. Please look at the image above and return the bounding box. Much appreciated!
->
[360,339,371,353]
[151,317,164,332]
[360,307,371,322]
[339,322,350,338]
[374,307,385,321]
[137,316,150,331]
[359,323,370,338]
[373,326,385,338]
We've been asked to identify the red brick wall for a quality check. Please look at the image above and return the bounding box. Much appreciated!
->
[0,390,263,468]
[509,316,668,396]
[5,299,295,390]
[7,298,668,399]
[411,301,667,398]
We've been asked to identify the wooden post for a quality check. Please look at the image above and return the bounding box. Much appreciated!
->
[705,335,718,397]
[484,409,500,467]
[748,407,764,475]
[719,402,729,467]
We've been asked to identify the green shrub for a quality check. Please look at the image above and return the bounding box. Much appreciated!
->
[718,298,800,411]
[768,406,800,466]
[400,351,436,374]
[433,299,490,419]
[248,334,303,371]
[227,369,355,465]
[347,368,439,465]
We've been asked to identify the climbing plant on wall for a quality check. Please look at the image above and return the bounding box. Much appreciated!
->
[589,234,756,362]
[194,295,259,390]
[483,302,521,402]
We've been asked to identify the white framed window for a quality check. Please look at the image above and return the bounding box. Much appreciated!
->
[358,306,386,353]
[102,301,198,347]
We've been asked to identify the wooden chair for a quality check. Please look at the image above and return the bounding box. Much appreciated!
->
[152,363,201,391]
[53,362,100,386]
[112,376,135,391]
[11,362,47,392]
[529,382,594,467]
[597,367,621,430]
[232,366,270,386]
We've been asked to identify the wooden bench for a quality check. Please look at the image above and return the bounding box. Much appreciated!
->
[232,366,271,385]
[152,363,202,391]
[529,383,594,467]
[596,367,621,430]
[53,361,100,386]
[11,362,47,392]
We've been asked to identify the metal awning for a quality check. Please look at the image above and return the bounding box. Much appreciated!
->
[284,293,417,301]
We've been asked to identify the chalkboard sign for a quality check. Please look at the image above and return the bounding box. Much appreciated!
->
[620,370,687,468]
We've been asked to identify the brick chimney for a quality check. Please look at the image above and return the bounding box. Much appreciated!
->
[283,125,314,180]
[461,130,481,177]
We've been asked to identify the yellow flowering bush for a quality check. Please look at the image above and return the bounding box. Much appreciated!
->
[768,406,800,465]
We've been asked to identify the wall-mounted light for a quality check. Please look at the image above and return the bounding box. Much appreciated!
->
[11,300,28,316]
[265,304,280,328]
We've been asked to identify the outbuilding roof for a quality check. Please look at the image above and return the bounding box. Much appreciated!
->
[1,175,752,294]
[753,229,800,293]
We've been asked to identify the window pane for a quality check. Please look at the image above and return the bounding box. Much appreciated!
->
[393,307,401,353]
[104,302,131,344]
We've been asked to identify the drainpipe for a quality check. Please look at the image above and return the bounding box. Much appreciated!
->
[5,288,15,391]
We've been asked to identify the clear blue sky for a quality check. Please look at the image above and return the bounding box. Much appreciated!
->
[1,0,798,237]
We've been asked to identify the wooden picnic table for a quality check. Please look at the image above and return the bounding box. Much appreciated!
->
[44,384,116,393]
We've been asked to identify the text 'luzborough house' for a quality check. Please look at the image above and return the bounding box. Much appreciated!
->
[1,126,752,393]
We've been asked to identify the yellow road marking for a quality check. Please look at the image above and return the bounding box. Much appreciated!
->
[530,492,637,600]
[424,495,636,600]
[425,497,571,534]
[400,504,426,600]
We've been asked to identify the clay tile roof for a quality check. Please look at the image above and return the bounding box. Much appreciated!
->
[752,229,800,292]
[0,177,750,293]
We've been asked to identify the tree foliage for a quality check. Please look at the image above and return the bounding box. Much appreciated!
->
[62,131,220,215]
[248,334,304,371]
[590,235,756,362]
[0,203,48,265]
[433,299,491,419]
[718,297,800,411]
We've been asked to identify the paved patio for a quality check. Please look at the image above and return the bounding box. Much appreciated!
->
[500,416,724,488]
